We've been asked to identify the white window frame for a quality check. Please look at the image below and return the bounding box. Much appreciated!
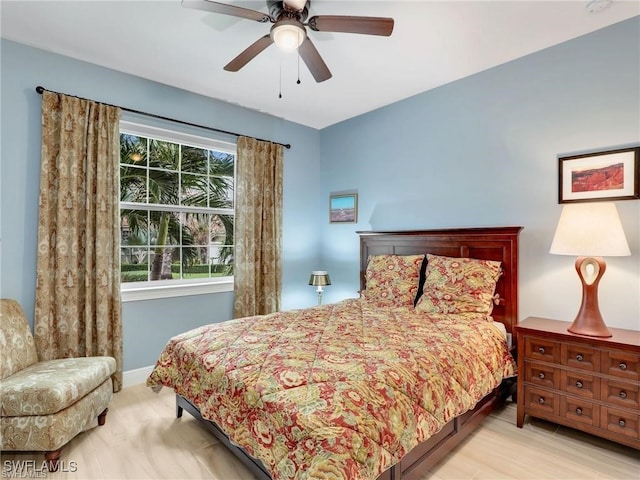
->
[119,121,235,302]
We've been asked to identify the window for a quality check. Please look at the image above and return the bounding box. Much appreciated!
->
[119,121,236,301]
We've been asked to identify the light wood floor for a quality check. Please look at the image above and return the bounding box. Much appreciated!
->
[2,383,638,479]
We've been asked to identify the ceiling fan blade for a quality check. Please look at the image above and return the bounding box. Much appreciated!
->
[224,34,274,72]
[308,15,394,36]
[182,0,271,23]
[298,37,332,82]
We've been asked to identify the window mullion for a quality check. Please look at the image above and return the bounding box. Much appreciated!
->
[120,202,233,216]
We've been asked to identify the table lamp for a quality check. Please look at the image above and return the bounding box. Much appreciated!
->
[309,271,331,305]
[549,202,631,337]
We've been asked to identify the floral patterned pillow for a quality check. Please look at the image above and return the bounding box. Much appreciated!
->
[361,254,425,306]
[415,254,502,315]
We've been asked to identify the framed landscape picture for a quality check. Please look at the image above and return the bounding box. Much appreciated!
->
[329,193,358,223]
[558,146,639,203]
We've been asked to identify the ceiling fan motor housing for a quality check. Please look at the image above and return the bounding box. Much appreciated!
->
[268,0,309,22]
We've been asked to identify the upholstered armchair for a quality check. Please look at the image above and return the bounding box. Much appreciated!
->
[0,299,116,471]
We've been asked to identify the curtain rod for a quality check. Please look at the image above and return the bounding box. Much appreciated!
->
[35,86,291,149]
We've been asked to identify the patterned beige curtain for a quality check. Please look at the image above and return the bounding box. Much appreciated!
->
[34,91,123,391]
[233,136,284,318]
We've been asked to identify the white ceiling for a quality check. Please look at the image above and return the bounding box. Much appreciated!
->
[1,1,638,129]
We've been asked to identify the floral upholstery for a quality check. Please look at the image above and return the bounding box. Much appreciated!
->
[415,254,502,315]
[1,357,116,416]
[361,254,425,306]
[0,299,39,380]
[148,298,515,480]
[1,379,113,451]
[0,298,115,458]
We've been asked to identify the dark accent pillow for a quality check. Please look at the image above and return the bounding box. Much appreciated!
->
[413,255,428,306]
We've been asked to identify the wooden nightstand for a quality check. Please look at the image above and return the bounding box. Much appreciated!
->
[515,317,640,450]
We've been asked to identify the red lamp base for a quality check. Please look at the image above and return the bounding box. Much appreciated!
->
[568,313,612,338]
[567,256,612,338]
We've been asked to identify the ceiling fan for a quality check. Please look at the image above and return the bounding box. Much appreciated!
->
[182,0,394,82]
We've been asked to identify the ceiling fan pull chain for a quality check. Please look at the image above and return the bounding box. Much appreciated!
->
[297,29,301,84]
[279,55,283,98]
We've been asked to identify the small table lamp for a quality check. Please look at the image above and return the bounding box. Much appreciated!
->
[309,271,331,305]
[549,202,631,337]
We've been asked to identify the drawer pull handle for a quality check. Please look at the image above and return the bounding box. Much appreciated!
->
[619,362,627,371]
[539,372,545,379]
[538,347,546,354]
[575,381,583,389]
[538,397,545,404]
[575,408,582,416]
[618,419,626,428]
[619,391,627,399]
[576,354,583,362]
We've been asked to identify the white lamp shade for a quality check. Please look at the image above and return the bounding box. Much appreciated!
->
[550,202,631,257]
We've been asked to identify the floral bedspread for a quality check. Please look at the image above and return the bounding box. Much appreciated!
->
[147,298,515,480]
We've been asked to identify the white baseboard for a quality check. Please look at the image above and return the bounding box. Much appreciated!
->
[123,365,154,388]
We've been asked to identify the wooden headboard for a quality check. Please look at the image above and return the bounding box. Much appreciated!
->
[358,226,523,335]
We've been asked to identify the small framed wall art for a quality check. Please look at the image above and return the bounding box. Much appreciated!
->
[558,146,639,203]
[329,193,358,223]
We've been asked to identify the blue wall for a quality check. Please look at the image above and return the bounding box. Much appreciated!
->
[0,39,322,370]
[319,17,639,330]
[2,17,639,374]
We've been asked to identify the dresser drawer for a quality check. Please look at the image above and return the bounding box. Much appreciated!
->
[524,386,558,417]
[562,343,598,372]
[561,396,599,427]
[525,337,560,363]
[601,379,640,410]
[601,350,640,381]
[524,362,559,389]
[561,370,598,399]
[601,406,639,440]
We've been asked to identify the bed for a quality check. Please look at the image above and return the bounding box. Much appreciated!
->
[147,226,522,480]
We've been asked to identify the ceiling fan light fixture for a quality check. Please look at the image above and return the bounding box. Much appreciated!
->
[271,20,305,50]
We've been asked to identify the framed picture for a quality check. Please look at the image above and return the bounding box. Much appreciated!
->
[329,193,358,223]
[558,146,639,203]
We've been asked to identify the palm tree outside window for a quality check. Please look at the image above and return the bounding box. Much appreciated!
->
[119,122,235,289]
